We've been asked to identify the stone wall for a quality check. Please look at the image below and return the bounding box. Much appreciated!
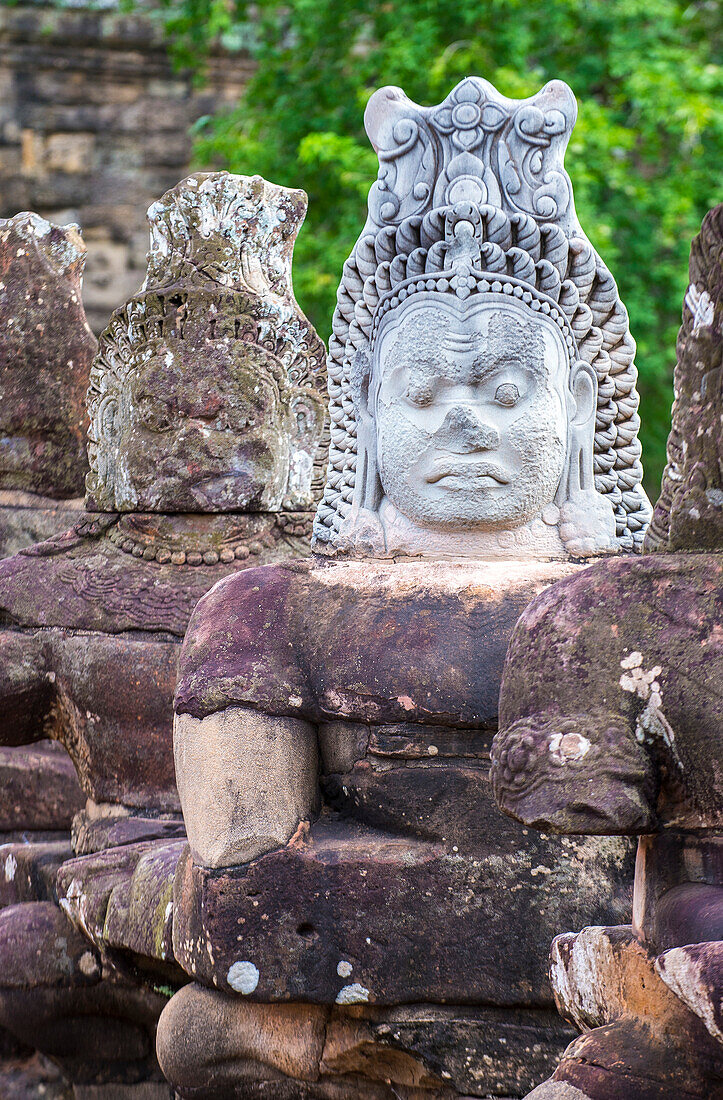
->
[0,1,250,333]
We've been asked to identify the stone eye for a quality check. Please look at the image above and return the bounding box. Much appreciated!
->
[137,396,174,433]
[406,383,433,407]
[494,383,519,407]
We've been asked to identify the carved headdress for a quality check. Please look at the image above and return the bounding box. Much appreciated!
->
[86,173,327,513]
[313,78,651,555]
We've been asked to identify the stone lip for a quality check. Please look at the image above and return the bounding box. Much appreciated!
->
[175,556,583,724]
[0,213,95,498]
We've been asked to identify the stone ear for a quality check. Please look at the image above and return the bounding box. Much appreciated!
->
[347,349,382,513]
[570,359,596,429]
[288,387,325,442]
[557,359,617,554]
[349,350,372,417]
[285,386,326,506]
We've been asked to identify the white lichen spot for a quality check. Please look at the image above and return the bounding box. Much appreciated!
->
[227,960,259,994]
[164,901,173,922]
[549,732,591,764]
[685,284,715,335]
[619,653,663,701]
[335,983,370,1004]
[288,694,303,708]
[78,951,98,977]
[337,960,353,978]
[4,854,17,882]
[427,745,439,756]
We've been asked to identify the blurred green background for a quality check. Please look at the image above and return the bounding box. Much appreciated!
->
[145,0,722,496]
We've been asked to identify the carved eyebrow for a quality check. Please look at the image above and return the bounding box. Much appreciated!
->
[469,354,520,382]
[470,351,547,382]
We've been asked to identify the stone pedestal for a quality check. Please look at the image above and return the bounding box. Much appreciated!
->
[165,558,636,1097]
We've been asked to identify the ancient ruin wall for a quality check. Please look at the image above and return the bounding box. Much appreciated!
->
[0,1,250,333]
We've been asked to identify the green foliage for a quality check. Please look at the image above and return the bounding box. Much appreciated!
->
[152,0,722,492]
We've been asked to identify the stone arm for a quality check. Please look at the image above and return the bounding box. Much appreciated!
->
[174,706,319,869]
[0,630,53,746]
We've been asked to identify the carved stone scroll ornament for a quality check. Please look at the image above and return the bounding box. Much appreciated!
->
[86,173,327,514]
[313,77,651,558]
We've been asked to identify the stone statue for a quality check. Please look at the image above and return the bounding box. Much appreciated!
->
[0,172,326,1091]
[0,212,96,556]
[491,203,722,1099]
[315,79,649,560]
[160,79,650,1099]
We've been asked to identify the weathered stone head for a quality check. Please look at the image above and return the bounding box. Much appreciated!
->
[0,212,95,498]
[85,173,327,512]
[313,78,651,559]
[646,202,723,553]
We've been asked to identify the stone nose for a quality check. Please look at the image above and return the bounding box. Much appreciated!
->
[437,405,500,452]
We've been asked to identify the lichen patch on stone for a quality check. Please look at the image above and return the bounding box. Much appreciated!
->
[227,959,260,994]
[3,853,16,882]
[335,982,370,1004]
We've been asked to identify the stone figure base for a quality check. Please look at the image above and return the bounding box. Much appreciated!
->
[168,555,642,1096]
[157,982,575,1099]
[171,824,633,1006]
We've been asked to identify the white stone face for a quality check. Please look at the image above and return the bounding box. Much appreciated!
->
[373,295,568,532]
[313,77,653,556]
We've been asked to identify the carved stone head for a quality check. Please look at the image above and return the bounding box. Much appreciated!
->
[86,173,327,513]
[0,213,95,498]
[645,203,723,553]
[313,78,651,559]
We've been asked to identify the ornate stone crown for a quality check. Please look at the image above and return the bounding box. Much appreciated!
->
[313,77,651,554]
